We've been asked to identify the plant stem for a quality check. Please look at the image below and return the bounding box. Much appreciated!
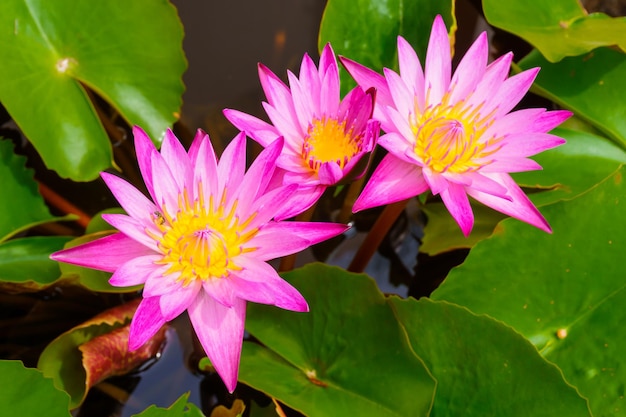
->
[348,199,409,273]
[38,182,91,228]
[336,175,366,224]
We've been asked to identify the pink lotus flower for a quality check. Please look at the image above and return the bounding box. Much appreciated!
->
[341,15,571,236]
[51,127,348,392]
[224,44,380,219]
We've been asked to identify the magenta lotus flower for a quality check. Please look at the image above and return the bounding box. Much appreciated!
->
[341,15,572,236]
[224,43,380,219]
[51,127,348,392]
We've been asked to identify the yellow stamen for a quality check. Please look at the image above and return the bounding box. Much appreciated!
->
[302,117,360,172]
[151,185,258,286]
[412,94,500,174]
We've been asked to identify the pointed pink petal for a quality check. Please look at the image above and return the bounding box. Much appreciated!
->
[339,56,393,117]
[440,182,474,236]
[150,150,181,212]
[480,158,543,173]
[235,137,283,214]
[101,213,158,250]
[497,133,566,158]
[299,53,322,112]
[258,63,300,128]
[263,102,305,144]
[273,185,325,221]
[379,107,417,153]
[288,70,316,130]
[133,126,158,201]
[143,268,183,297]
[317,161,344,185]
[246,184,299,227]
[202,278,238,308]
[217,132,247,200]
[230,258,308,311]
[188,293,246,393]
[384,67,414,120]
[491,68,539,118]
[129,296,167,350]
[449,32,488,104]
[187,129,208,163]
[353,154,428,212]
[248,220,348,260]
[463,172,511,200]
[159,280,201,320]
[378,131,417,164]
[466,52,513,109]
[193,132,219,203]
[101,172,158,223]
[422,168,450,195]
[424,15,451,104]
[397,36,425,111]
[223,109,282,147]
[319,47,340,115]
[160,129,192,191]
[467,173,550,232]
[108,254,161,287]
[51,233,154,273]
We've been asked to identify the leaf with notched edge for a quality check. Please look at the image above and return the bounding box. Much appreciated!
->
[38,298,168,408]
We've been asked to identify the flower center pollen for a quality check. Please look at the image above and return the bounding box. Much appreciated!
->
[412,96,498,174]
[302,117,359,172]
[151,188,257,285]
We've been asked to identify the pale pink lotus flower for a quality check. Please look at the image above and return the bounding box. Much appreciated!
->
[51,127,348,392]
[224,44,380,219]
[341,15,571,236]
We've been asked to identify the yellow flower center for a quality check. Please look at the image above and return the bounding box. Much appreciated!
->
[149,187,257,286]
[412,95,498,174]
[302,117,359,172]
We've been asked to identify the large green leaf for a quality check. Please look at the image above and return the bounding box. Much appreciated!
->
[318,0,455,94]
[519,48,626,147]
[390,298,592,417]
[432,166,626,416]
[0,138,74,242]
[483,0,626,62]
[239,263,436,417]
[0,236,73,289]
[0,0,186,180]
[0,360,71,417]
[132,393,205,417]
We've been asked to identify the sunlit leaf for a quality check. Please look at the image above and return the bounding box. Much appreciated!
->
[318,0,455,94]
[132,392,205,417]
[0,0,186,180]
[0,138,74,242]
[390,298,592,416]
[238,263,436,417]
[38,299,167,408]
[0,360,71,417]
[432,166,626,416]
[519,48,626,146]
[483,0,626,62]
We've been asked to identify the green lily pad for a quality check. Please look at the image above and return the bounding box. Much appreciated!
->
[0,0,186,180]
[0,138,74,242]
[318,0,455,94]
[519,48,626,146]
[0,236,73,289]
[239,263,436,417]
[483,0,626,62]
[432,165,626,416]
[390,298,592,416]
[0,360,71,417]
[132,392,205,417]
